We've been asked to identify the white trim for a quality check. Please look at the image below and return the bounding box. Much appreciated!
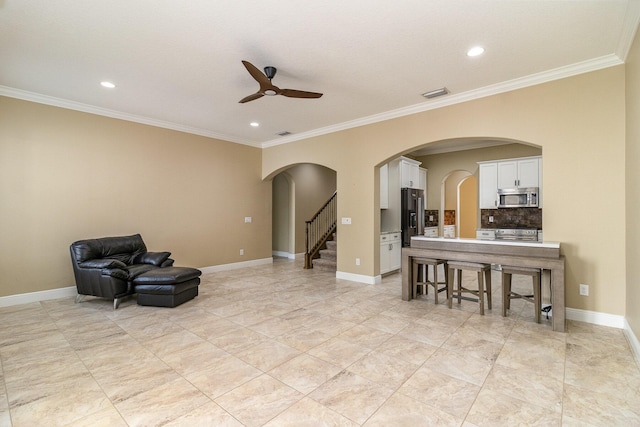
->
[624,319,640,367]
[566,307,625,329]
[198,257,273,274]
[0,286,77,308]
[1,54,624,150]
[0,86,258,147]
[272,250,296,259]
[261,55,622,148]
[336,271,381,285]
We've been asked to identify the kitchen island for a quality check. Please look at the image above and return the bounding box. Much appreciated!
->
[402,236,565,332]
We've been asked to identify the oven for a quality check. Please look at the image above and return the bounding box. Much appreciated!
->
[494,228,539,241]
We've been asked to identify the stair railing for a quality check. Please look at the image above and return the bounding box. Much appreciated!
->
[305,192,337,269]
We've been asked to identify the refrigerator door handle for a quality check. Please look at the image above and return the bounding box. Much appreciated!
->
[417,197,424,236]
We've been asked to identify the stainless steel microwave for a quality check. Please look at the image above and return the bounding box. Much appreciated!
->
[497,187,539,208]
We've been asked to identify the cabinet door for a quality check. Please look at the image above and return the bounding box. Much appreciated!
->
[497,161,518,188]
[419,168,427,202]
[380,242,390,274]
[479,163,498,209]
[389,242,401,271]
[380,163,389,209]
[400,160,419,188]
[517,158,539,188]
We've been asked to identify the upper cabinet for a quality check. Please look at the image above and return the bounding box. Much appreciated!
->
[497,157,539,188]
[400,157,421,189]
[478,156,542,209]
[380,163,389,209]
[478,162,499,209]
[419,167,427,196]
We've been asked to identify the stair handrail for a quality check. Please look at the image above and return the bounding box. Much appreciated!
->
[305,192,337,269]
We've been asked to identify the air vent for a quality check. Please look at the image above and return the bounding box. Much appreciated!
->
[422,87,449,99]
[276,131,292,136]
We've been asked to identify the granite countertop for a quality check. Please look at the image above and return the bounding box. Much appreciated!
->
[411,235,560,249]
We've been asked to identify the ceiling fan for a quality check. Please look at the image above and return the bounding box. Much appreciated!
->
[239,60,323,103]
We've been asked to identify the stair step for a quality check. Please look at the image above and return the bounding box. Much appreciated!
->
[319,248,336,260]
[313,258,337,271]
[326,241,337,251]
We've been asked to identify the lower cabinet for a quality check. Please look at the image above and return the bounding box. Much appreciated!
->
[380,232,402,275]
[443,225,456,238]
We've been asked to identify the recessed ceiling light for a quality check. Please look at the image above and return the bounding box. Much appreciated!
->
[467,46,485,57]
[250,122,259,127]
[100,81,116,88]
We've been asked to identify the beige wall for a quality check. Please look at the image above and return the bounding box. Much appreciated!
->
[263,66,626,315]
[459,176,477,238]
[626,29,640,337]
[0,97,272,297]
[272,174,291,254]
[274,164,336,254]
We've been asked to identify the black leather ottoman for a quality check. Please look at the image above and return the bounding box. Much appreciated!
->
[133,267,201,307]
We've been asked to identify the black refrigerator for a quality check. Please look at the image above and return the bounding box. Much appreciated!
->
[401,188,424,246]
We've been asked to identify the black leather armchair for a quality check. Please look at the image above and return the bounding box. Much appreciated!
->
[70,234,174,309]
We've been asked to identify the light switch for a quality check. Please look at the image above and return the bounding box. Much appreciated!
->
[341,217,352,224]
[245,217,252,223]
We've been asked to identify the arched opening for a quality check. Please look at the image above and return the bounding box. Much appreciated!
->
[271,163,337,262]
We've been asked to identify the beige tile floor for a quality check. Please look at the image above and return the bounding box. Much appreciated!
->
[1,258,639,426]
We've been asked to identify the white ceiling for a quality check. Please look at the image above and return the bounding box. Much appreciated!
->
[1,1,639,149]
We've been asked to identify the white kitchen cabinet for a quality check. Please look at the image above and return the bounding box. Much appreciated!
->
[419,167,427,200]
[497,157,539,188]
[400,157,421,189]
[443,225,456,238]
[380,163,389,209]
[424,227,438,237]
[380,232,401,274]
[478,162,498,209]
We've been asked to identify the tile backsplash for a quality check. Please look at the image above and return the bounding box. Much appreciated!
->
[444,210,456,225]
[481,208,542,229]
[425,210,439,227]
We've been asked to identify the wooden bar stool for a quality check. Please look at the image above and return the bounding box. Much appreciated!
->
[502,266,542,323]
[412,257,448,303]
[447,261,492,315]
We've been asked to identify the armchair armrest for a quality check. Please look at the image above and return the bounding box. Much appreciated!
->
[133,251,171,266]
[79,259,127,269]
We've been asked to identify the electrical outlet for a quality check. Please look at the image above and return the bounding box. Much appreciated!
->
[239,249,244,255]
[429,215,434,221]
[355,258,360,266]
[341,217,352,224]
[579,284,589,296]
[489,216,494,223]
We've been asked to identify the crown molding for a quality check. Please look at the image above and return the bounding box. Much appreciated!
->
[0,86,260,147]
[261,54,623,149]
[617,0,640,61]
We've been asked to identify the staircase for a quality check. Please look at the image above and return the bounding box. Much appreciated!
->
[312,232,337,272]
[305,192,337,270]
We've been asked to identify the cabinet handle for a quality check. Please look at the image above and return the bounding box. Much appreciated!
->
[389,244,393,251]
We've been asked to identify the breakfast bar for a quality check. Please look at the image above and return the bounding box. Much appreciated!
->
[402,236,566,332]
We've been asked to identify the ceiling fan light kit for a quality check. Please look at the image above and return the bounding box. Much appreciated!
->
[239,60,323,103]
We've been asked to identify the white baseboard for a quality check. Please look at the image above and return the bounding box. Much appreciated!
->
[271,251,304,260]
[198,257,273,274]
[336,271,381,285]
[624,319,640,366]
[0,286,77,308]
[565,307,625,329]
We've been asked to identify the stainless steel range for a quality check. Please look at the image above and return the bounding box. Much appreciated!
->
[494,228,539,241]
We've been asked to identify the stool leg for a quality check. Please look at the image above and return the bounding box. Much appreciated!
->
[485,268,492,310]
[444,264,449,300]
[534,272,542,323]
[433,264,439,304]
[477,271,485,315]
[502,272,510,317]
[447,266,454,308]
[412,261,419,298]
[456,269,462,304]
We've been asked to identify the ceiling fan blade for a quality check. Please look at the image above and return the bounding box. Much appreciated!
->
[242,60,271,87]
[280,89,323,99]
[239,92,264,103]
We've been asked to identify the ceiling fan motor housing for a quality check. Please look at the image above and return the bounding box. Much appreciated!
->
[264,66,277,80]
